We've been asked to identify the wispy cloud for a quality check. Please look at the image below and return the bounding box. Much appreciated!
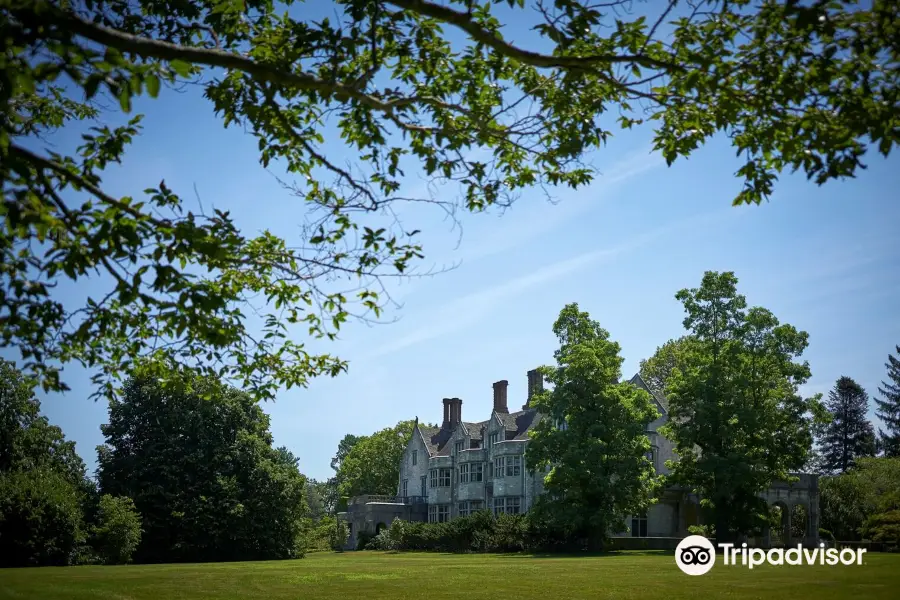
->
[364,249,618,359]
[382,147,665,307]
[455,146,664,264]
[365,208,730,359]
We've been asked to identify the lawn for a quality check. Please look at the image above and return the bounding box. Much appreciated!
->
[1,551,897,600]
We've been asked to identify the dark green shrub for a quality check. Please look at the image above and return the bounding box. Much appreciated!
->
[329,519,348,551]
[862,510,900,543]
[0,469,85,567]
[491,513,527,552]
[92,495,142,564]
[356,531,375,550]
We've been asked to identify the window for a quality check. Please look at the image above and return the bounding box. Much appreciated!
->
[470,439,481,449]
[429,504,450,523]
[505,456,521,477]
[459,500,485,517]
[458,463,470,483]
[471,462,483,482]
[493,456,521,478]
[402,479,408,497]
[556,417,568,431]
[489,432,499,446]
[631,513,648,537]
[430,468,451,487]
[420,475,426,496]
[412,450,417,465]
[489,461,493,478]
[493,497,521,515]
[455,440,465,453]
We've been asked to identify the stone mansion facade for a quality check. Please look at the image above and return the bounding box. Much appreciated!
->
[338,369,820,549]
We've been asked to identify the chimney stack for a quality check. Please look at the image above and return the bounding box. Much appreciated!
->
[449,398,462,425]
[493,380,509,414]
[442,398,451,427]
[525,369,544,408]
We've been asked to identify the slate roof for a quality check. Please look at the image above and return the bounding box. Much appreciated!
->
[629,372,669,413]
[416,372,653,456]
[417,426,441,456]
[462,421,489,440]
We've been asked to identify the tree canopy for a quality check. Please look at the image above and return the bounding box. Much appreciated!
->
[638,336,693,397]
[3,0,898,402]
[335,420,415,498]
[0,358,95,566]
[526,303,660,549]
[96,372,309,563]
[819,457,900,542]
[659,271,827,542]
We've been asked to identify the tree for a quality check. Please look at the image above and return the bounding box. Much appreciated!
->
[639,337,693,397]
[818,376,876,473]
[0,359,88,489]
[819,473,867,541]
[91,494,143,565]
[336,420,415,498]
[526,303,661,550]
[0,359,94,566]
[875,346,900,457]
[0,468,85,567]
[3,1,898,404]
[821,457,900,542]
[304,479,328,522]
[659,271,825,543]
[97,370,308,563]
[330,434,364,473]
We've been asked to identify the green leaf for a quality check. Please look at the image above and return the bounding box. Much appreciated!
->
[145,74,160,98]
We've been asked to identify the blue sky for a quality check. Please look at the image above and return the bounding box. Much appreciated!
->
[8,3,900,483]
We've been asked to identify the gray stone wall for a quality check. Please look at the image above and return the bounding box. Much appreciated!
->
[398,428,430,498]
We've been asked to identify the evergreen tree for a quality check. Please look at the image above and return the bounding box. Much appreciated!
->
[819,377,876,473]
[875,346,900,457]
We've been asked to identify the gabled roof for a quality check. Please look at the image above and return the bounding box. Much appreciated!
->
[415,372,662,458]
[629,372,669,414]
[461,421,489,440]
[416,425,441,457]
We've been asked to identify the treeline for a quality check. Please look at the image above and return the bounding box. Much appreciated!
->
[0,360,339,567]
[0,359,141,567]
[819,458,900,543]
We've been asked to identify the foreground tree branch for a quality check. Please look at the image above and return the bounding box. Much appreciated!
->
[1,0,897,402]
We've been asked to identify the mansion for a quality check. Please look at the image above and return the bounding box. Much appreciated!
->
[338,369,820,549]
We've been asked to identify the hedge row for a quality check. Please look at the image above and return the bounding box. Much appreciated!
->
[364,511,596,553]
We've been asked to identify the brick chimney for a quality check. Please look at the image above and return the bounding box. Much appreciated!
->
[524,369,544,408]
[449,398,462,425]
[493,380,509,414]
[442,398,451,427]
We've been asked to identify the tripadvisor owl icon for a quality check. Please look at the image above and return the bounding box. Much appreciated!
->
[676,535,716,576]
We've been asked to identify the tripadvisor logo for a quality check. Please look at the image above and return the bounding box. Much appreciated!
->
[675,535,867,576]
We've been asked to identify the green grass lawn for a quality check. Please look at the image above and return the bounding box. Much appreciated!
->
[1,551,897,600]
